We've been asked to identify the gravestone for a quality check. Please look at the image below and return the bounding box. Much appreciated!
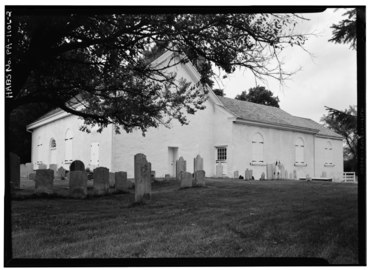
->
[49,164,58,175]
[176,157,186,181]
[93,167,109,195]
[193,155,204,173]
[322,171,327,177]
[35,169,54,194]
[261,172,266,180]
[10,152,20,189]
[70,160,85,171]
[233,171,239,179]
[216,163,223,177]
[293,170,297,179]
[180,171,193,188]
[109,172,115,187]
[306,174,312,181]
[244,169,250,180]
[165,174,171,181]
[38,163,47,169]
[134,153,151,202]
[194,170,206,187]
[266,164,274,179]
[29,172,36,181]
[25,163,34,178]
[115,171,129,192]
[20,164,27,178]
[69,171,88,199]
[57,166,66,180]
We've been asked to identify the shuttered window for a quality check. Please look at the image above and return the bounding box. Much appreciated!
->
[65,129,73,163]
[252,133,264,162]
[36,137,42,163]
[325,141,333,165]
[295,138,304,164]
[90,142,100,166]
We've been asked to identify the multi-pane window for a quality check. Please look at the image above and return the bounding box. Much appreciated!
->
[325,141,333,165]
[252,133,264,162]
[216,147,227,162]
[65,129,73,163]
[295,138,305,164]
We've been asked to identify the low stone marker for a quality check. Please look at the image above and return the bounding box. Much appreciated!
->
[165,174,171,181]
[38,163,47,169]
[194,170,206,187]
[134,153,151,202]
[176,157,186,181]
[57,166,66,180]
[49,164,58,175]
[70,160,85,171]
[115,171,129,192]
[216,163,223,177]
[233,171,239,179]
[69,171,88,199]
[93,167,109,195]
[10,152,20,189]
[193,155,203,173]
[35,169,54,194]
[261,172,266,180]
[180,171,193,188]
[109,172,115,187]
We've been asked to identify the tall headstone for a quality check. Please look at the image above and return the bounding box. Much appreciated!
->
[261,172,266,180]
[10,152,20,189]
[93,167,109,195]
[134,153,151,202]
[180,171,193,188]
[266,164,274,179]
[35,169,54,194]
[244,169,250,180]
[233,171,239,179]
[109,172,115,187]
[176,157,186,181]
[70,160,85,171]
[216,163,223,177]
[38,163,47,170]
[193,155,204,173]
[69,171,88,199]
[194,170,206,187]
[115,171,129,192]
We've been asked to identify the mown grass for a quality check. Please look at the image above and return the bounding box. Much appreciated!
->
[11,178,358,263]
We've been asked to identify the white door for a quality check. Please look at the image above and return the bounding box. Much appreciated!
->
[168,147,178,177]
[90,142,100,167]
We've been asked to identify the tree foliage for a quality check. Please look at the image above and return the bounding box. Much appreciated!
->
[235,86,280,108]
[9,12,308,135]
[321,105,358,172]
[329,9,357,49]
[213,89,225,97]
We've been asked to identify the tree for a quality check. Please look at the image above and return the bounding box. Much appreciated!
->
[8,11,308,135]
[213,89,225,97]
[235,86,280,108]
[321,105,358,173]
[329,9,357,49]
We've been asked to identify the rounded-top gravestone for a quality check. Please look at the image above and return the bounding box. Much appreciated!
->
[69,160,85,171]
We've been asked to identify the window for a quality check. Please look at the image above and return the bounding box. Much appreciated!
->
[90,142,99,166]
[65,129,73,163]
[295,138,305,164]
[252,133,264,163]
[36,136,42,164]
[216,147,227,162]
[49,138,57,164]
[50,138,56,149]
[324,141,333,166]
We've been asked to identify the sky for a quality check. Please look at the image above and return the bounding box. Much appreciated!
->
[211,8,357,123]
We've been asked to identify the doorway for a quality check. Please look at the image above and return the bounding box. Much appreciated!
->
[168,147,179,177]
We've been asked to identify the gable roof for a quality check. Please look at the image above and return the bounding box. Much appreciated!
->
[217,96,342,139]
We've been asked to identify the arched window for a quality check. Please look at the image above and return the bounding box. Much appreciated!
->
[50,138,56,149]
[295,137,305,164]
[325,141,333,165]
[49,138,57,164]
[36,136,42,164]
[65,129,73,163]
[252,133,264,163]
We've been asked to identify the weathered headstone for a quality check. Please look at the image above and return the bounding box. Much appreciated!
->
[216,163,223,177]
[233,171,239,179]
[194,170,206,187]
[38,163,47,170]
[115,171,129,192]
[109,172,115,187]
[93,167,109,195]
[164,174,171,181]
[70,160,85,171]
[25,163,34,178]
[293,170,297,179]
[134,153,151,202]
[57,166,66,180]
[261,172,266,180]
[193,155,204,173]
[245,169,250,180]
[10,152,20,189]
[180,171,193,188]
[35,169,54,194]
[176,157,186,181]
[69,171,88,199]
[266,164,274,179]
[49,164,58,175]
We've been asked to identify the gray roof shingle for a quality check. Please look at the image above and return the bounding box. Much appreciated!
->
[217,96,342,139]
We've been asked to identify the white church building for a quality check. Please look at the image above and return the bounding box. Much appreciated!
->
[27,51,344,181]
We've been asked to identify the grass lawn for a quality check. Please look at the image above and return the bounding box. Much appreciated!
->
[10,178,358,264]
